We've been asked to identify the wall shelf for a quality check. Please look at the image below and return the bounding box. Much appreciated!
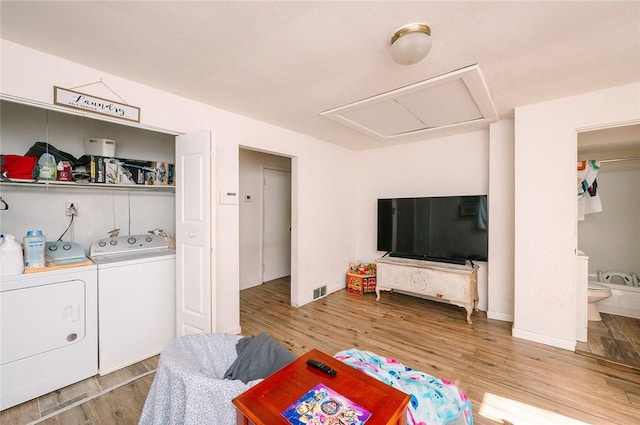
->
[0,180,175,192]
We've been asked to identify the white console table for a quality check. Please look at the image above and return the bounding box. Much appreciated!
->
[376,257,479,324]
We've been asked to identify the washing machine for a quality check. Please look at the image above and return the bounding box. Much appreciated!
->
[89,234,176,375]
[0,262,98,411]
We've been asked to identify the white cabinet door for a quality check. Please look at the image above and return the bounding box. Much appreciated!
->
[176,130,214,336]
[1,279,85,364]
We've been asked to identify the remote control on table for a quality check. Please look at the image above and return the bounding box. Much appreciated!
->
[306,358,337,376]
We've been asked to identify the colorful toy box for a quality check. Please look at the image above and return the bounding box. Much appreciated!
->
[346,262,377,296]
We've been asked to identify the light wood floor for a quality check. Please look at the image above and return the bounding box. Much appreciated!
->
[240,278,640,425]
[0,356,158,425]
[3,277,640,424]
[576,313,640,370]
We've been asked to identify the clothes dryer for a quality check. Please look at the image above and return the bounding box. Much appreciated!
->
[0,264,98,410]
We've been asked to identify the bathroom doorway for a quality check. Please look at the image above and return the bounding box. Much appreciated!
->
[575,124,640,369]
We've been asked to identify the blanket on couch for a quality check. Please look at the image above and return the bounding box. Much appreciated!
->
[139,333,297,425]
[139,333,252,425]
[334,349,473,425]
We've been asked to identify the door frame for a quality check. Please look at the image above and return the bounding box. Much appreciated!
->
[237,147,299,307]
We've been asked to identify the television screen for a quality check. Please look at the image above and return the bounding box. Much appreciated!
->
[377,195,488,264]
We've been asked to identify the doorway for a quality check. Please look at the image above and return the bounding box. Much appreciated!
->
[238,148,292,293]
[575,124,640,369]
[262,168,291,281]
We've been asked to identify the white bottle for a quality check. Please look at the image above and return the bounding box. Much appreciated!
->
[23,230,46,268]
[38,152,57,180]
[0,234,25,275]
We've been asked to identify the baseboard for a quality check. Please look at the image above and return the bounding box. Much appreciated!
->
[512,327,575,351]
[598,305,640,320]
[223,325,242,335]
[487,311,514,322]
[240,279,263,290]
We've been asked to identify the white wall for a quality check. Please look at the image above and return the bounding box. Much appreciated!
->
[488,119,515,321]
[239,148,292,289]
[1,39,357,333]
[513,82,640,350]
[354,128,491,311]
[578,167,640,276]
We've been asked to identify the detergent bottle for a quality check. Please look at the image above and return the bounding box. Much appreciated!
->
[23,230,46,268]
[0,234,25,275]
[38,151,57,180]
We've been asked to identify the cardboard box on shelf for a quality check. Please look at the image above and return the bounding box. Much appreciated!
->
[103,158,118,184]
[144,162,175,186]
[88,155,105,183]
[103,158,152,185]
[119,159,154,185]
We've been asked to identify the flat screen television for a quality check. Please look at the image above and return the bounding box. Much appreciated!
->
[377,195,488,265]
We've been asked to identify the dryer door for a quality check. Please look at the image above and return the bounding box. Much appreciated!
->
[1,279,86,365]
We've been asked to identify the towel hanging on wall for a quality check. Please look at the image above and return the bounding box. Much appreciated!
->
[577,160,603,221]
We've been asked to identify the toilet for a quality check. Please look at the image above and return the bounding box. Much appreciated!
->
[587,282,612,321]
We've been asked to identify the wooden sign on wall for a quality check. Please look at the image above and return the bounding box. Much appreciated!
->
[54,86,140,122]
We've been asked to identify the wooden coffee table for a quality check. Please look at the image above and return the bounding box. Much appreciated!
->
[232,348,409,425]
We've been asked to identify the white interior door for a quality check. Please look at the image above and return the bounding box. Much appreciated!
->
[263,168,291,282]
[176,129,214,336]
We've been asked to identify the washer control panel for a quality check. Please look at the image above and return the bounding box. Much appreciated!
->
[89,234,168,256]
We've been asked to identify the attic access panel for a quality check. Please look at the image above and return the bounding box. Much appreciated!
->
[321,64,498,141]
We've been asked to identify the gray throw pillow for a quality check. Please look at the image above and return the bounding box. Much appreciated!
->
[223,333,296,383]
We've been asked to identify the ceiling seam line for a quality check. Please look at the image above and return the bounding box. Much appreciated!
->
[393,98,428,128]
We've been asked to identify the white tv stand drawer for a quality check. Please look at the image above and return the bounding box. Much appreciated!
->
[376,257,479,324]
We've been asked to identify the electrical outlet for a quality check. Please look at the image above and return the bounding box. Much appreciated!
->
[65,202,78,216]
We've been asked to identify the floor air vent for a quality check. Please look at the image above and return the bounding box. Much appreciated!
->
[313,285,327,300]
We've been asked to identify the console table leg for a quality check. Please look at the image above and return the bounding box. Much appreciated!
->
[465,306,473,324]
[375,288,381,301]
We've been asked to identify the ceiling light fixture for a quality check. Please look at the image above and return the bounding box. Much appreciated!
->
[390,23,432,65]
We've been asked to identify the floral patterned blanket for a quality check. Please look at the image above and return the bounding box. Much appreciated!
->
[334,349,473,425]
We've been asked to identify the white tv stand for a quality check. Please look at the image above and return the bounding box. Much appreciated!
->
[376,257,479,324]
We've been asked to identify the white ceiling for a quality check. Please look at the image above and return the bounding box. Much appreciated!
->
[1,1,639,151]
